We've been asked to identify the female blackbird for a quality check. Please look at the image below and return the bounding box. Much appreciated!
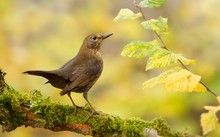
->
[24,33,113,116]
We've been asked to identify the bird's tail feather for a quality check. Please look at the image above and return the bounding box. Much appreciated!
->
[23,70,52,78]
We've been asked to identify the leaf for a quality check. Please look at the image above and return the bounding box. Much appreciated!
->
[122,40,194,70]
[165,69,201,92]
[143,67,182,88]
[121,40,160,58]
[193,83,207,92]
[146,49,174,71]
[113,8,142,22]
[139,0,167,8]
[145,49,195,71]
[175,54,196,65]
[201,105,220,135]
[201,112,218,135]
[217,96,220,104]
[143,67,205,92]
[141,16,168,36]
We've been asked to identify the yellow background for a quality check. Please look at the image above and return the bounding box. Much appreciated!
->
[0,0,220,136]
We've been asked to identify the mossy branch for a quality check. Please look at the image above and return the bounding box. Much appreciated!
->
[0,69,192,137]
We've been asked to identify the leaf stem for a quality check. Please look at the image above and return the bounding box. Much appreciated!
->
[134,1,218,97]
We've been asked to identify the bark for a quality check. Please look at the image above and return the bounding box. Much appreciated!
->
[0,69,193,137]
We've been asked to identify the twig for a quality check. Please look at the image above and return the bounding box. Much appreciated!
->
[133,1,218,97]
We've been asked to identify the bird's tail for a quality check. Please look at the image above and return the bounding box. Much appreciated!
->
[23,70,52,78]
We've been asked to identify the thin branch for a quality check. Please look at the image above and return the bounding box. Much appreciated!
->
[134,1,218,97]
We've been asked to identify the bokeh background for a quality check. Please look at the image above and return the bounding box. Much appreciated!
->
[1,0,220,136]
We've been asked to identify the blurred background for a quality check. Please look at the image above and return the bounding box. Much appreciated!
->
[1,0,220,136]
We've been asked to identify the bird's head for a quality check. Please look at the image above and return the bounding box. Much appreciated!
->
[81,33,113,52]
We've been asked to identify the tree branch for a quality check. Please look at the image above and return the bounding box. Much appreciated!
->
[133,1,218,97]
[0,69,193,136]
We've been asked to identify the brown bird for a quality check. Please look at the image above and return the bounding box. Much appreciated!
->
[24,33,113,116]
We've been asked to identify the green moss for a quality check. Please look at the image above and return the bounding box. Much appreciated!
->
[147,118,184,137]
[0,87,30,130]
[122,118,146,136]
[0,87,94,130]
[87,114,123,135]
[87,115,185,137]
[0,69,7,92]
[29,90,94,128]
[29,90,74,128]
[0,84,190,136]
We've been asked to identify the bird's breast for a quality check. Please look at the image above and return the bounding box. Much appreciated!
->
[75,51,103,76]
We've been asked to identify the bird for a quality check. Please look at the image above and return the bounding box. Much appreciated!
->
[23,33,113,116]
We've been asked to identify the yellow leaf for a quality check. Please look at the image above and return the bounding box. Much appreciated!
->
[143,67,204,92]
[201,112,218,135]
[165,69,201,92]
[146,49,175,71]
[113,9,141,22]
[121,40,160,58]
[201,105,220,135]
[177,54,195,65]
[216,96,220,104]
[145,49,195,71]
[141,16,169,36]
[140,0,167,8]
[143,67,181,88]
[193,83,207,92]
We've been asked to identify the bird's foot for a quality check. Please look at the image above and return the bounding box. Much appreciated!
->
[73,105,84,114]
[91,110,102,115]
[84,110,102,122]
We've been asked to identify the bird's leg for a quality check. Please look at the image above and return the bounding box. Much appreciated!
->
[67,92,78,114]
[83,92,98,117]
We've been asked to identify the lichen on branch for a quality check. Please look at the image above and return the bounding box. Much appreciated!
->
[0,69,189,137]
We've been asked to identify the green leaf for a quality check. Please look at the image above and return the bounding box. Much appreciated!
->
[146,49,175,71]
[121,40,160,58]
[113,8,142,22]
[175,54,196,65]
[139,0,167,8]
[141,16,168,35]
[121,39,194,69]
[146,49,195,71]
[143,67,206,92]
[201,106,220,135]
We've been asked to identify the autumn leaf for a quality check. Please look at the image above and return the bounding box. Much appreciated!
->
[193,83,207,92]
[141,16,168,36]
[121,40,160,58]
[139,0,167,8]
[143,67,206,92]
[113,9,142,22]
[201,105,220,135]
[145,49,195,71]
[143,67,180,88]
[165,68,201,92]
[216,96,220,104]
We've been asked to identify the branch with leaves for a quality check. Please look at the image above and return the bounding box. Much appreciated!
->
[113,0,220,135]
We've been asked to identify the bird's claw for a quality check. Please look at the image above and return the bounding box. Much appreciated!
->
[83,110,102,122]
[73,105,84,114]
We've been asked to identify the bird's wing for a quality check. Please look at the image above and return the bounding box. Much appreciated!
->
[60,69,90,95]
[60,56,76,69]
[60,55,103,95]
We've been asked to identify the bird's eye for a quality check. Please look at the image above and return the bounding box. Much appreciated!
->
[92,36,97,40]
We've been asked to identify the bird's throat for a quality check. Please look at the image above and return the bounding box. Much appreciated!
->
[89,48,101,57]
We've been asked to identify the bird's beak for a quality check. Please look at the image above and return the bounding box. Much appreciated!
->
[102,33,113,39]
